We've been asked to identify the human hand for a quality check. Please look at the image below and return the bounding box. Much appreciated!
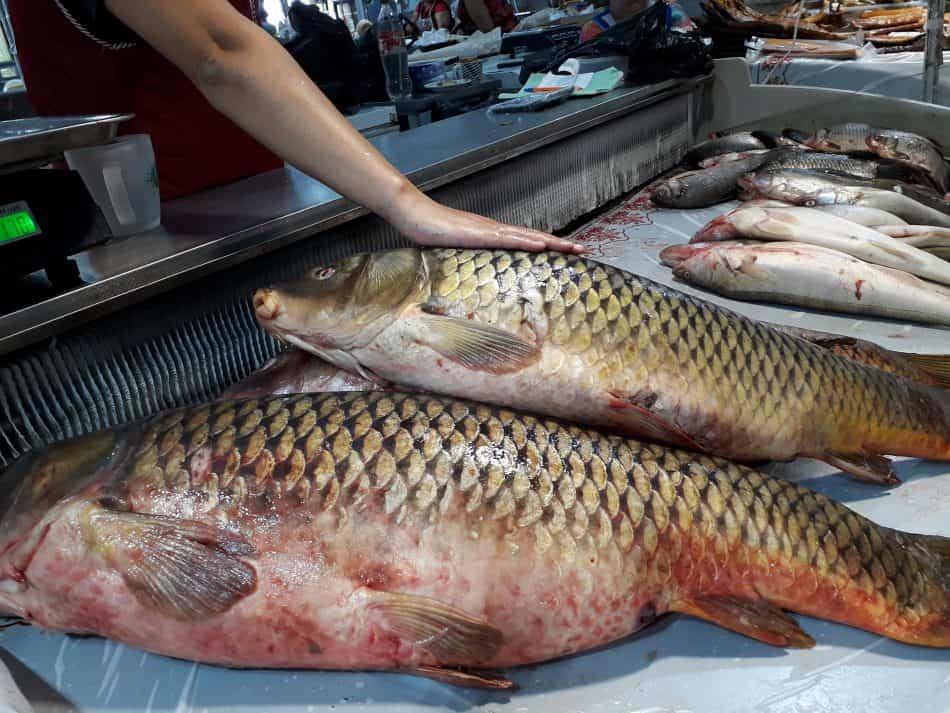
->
[389,191,586,254]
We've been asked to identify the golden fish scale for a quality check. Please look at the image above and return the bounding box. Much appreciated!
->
[427,249,945,450]
[127,392,935,626]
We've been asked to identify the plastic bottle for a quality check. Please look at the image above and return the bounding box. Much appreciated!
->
[377,0,413,101]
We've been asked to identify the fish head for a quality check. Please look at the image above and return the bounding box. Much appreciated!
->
[0,430,122,613]
[651,176,689,207]
[781,128,812,146]
[692,214,740,242]
[254,249,428,357]
[659,243,715,274]
[739,171,832,206]
[804,128,839,151]
[866,133,907,161]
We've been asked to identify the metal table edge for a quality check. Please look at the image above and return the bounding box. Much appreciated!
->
[0,77,707,356]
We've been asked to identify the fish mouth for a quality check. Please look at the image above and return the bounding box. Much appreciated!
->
[693,215,739,242]
[735,173,759,192]
[253,288,283,323]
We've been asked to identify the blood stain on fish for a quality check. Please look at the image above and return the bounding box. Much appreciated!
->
[855,279,865,300]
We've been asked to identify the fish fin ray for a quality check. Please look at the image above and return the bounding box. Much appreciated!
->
[87,504,257,621]
[756,211,801,238]
[418,315,539,375]
[411,665,515,689]
[605,391,705,451]
[370,591,503,663]
[896,352,950,388]
[821,452,899,484]
[672,595,815,648]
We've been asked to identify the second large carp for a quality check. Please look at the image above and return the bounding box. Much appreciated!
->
[254,249,950,483]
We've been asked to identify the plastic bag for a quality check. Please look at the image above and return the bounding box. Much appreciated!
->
[542,2,713,84]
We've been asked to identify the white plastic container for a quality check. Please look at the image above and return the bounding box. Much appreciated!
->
[64,134,161,237]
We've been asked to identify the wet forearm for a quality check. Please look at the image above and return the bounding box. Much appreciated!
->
[106,0,416,223]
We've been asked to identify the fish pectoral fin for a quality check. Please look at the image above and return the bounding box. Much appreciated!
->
[672,595,815,648]
[606,391,705,451]
[85,502,257,621]
[898,352,950,388]
[821,452,899,485]
[418,315,539,375]
[756,211,801,238]
[369,591,503,663]
[410,665,515,690]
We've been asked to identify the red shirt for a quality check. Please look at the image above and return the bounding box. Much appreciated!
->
[413,0,452,30]
[458,0,517,34]
[7,0,282,201]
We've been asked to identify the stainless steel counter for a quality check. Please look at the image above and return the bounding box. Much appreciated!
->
[0,79,701,356]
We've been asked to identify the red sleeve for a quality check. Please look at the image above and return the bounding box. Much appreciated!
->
[432,1,452,15]
[579,21,602,43]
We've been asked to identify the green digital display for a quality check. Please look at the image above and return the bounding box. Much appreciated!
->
[0,205,40,244]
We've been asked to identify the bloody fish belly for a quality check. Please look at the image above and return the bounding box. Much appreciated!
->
[0,392,946,688]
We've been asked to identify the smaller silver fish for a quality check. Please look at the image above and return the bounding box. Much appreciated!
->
[683,132,773,167]
[738,170,950,228]
[652,155,767,209]
[761,151,925,184]
[221,349,381,400]
[866,130,949,193]
[661,240,950,327]
[804,123,878,154]
[810,204,907,227]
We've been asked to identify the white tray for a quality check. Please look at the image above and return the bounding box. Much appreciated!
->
[0,186,948,713]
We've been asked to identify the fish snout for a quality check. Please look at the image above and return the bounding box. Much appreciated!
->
[253,288,283,323]
[652,182,675,206]
[660,244,707,269]
[693,215,738,242]
[735,173,759,192]
[866,134,897,156]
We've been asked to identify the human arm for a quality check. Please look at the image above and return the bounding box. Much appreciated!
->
[104,0,583,252]
[460,0,496,32]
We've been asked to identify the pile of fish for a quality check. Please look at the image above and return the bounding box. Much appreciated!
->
[0,245,948,690]
[700,0,949,50]
[654,122,950,326]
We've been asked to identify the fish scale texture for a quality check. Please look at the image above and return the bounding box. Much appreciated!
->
[129,391,942,635]
[428,248,948,460]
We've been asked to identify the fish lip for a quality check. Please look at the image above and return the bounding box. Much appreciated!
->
[693,215,737,242]
[660,244,707,268]
[735,173,758,192]
[253,288,283,323]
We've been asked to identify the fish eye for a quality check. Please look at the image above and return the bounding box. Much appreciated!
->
[311,267,336,281]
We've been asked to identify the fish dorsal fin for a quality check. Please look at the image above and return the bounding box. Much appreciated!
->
[369,591,504,663]
[418,315,539,374]
[822,452,899,485]
[84,503,257,621]
[672,595,815,648]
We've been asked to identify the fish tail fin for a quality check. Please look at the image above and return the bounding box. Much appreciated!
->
[894,532,950,647]
[896,352,950,388]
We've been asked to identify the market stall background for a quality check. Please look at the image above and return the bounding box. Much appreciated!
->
[749,50,950,108]
[1,186,949,713]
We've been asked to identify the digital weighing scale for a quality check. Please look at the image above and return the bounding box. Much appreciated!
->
[0,113,133,287]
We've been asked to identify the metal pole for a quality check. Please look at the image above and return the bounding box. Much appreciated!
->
[923,0,946,103]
